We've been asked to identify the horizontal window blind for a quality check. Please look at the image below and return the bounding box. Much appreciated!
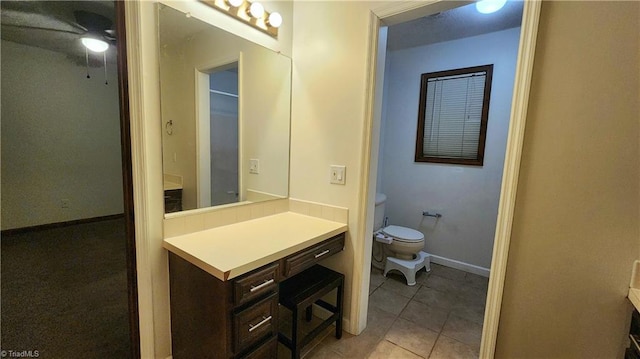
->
[423,72,486,159]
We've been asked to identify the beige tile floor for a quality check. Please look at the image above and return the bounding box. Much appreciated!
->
[279,263,489,359]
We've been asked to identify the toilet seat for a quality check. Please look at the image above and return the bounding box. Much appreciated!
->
[382,225,424,243]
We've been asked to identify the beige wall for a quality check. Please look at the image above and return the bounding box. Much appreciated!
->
[290,0,376,332]
[496,2,640,358]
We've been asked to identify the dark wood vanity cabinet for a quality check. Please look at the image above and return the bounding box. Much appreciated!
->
[168,232,345,359]
[627,309,640,359]
[164,189,183,213]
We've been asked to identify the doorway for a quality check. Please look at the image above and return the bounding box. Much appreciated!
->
[0,1,139,357]
[196,62,241,208]
[356,1,542,358]
[365,2,523,356]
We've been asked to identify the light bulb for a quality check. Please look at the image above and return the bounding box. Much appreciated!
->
[81,37,109,53]
[267,12,282,28]
[248,2,264,19]
[475,0,507,14]
[227,0,243,8]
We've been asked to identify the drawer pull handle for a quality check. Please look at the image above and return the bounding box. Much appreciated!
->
[250,279,274,292]
[314,249,330,258]
[248,316,272,332]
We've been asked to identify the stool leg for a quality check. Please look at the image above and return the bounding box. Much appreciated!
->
[291,306,298,359]
[336,279,343,339]
[305,305,313,322]
[293,306,303,359]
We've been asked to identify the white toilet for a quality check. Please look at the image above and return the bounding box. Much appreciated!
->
[373,193,430,286]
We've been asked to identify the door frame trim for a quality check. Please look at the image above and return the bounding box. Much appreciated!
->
[115,1,141,357]
[357,1,542,357]
[121,1,162,357]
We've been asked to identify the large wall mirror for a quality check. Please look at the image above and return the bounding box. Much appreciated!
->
[158,3,291,215]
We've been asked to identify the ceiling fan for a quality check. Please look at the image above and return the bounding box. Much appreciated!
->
[1,1,116,82]
[1,1,116,54]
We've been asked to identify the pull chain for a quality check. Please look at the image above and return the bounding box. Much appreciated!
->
[85,47,91,78]
[103,52,108,85]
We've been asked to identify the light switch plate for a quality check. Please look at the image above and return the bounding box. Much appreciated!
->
[249,159,260,174]
[330,165,346,185]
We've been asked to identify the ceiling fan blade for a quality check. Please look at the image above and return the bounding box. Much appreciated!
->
[103,30,116,42]
[1,23,84,36]
[0,25,82,56]
[1,8,86,34]
[74,10,112,33]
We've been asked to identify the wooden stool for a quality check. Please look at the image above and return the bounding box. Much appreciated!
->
[278,265,344,359]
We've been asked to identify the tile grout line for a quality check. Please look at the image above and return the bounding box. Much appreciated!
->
[367,266,484,358]
[426,307,455,359]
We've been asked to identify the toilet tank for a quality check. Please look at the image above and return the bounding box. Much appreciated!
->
[374,193,387,230]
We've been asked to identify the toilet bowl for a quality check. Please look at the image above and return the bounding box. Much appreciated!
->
[372,193,431,285]
[373,193,425,260]
[379,225,425,260]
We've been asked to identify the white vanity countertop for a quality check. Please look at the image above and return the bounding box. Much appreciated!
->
[163,173,183,191]
[163,180,183,191]
[630,288,640,311]
[163,212,348,281]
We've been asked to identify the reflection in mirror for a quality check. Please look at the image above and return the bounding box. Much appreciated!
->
[208,64,239,207]
[158,3,291,215]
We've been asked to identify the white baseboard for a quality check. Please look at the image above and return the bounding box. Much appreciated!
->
[428,254,490,278]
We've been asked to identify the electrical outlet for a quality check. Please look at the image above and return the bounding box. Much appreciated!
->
[61,199,70,208]
[249,159,260,174]
[330,165,346,185]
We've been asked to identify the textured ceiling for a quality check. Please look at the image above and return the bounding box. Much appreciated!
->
[1,1,116,65]
[387,1,523,51]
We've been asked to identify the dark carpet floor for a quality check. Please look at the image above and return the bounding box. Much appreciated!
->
[1,218,131,358]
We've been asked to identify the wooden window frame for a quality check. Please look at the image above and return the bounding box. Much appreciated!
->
[414,64,494,166]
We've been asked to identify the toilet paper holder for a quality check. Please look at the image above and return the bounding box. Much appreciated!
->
[422,211,442,218]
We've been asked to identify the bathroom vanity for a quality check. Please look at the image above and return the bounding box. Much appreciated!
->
[163,174,183,213]
[163,212,347,358]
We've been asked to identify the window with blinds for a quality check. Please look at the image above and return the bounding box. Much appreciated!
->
[415,64,493,166]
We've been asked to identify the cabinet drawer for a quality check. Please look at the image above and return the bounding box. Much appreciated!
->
[239,336,277,359]
[234,263,279,307]
[284,233,345,277]
[233,293,278,355]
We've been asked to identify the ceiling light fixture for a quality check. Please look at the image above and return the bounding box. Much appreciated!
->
[476,0,507,14]
[81,37,110,85]
[81,37,109,53]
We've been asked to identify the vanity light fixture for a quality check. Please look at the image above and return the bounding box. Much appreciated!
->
[200,0,280,37]
[247,2,265,19]
[267,12,282,28]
